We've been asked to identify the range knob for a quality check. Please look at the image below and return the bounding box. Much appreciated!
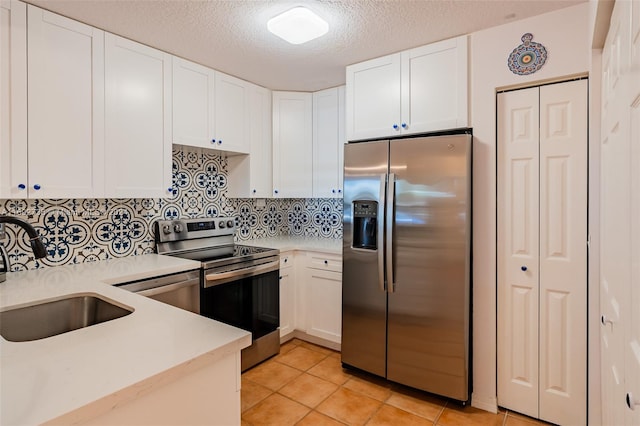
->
[226,220,234,228]
[162,224,171,235]
[218,220,226,229]
[173,224,183,233]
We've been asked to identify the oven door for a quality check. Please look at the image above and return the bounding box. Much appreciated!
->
[200,260,280,340]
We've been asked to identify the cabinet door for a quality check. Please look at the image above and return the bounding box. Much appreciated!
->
[27,5,105,198]
[227,83,272,198]
[313,86,344,198]
[0,0,27,199]
[272,91,312,198]
[172,57,215,149]
[305,268,342,344]
[104,33,172,198]
[279,252,295,339]
[346,53,401,141]
[400,36,468,134]
[214,71,249,154]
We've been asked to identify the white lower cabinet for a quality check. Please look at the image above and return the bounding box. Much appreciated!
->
[277,250,342,347]
[301,252,342,345]
[278,252,296,340]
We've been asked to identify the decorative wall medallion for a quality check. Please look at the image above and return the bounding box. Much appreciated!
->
[508,33,547,75]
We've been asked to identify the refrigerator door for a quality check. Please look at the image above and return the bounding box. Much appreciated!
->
[386,134,471,401]
[341,140,389,377]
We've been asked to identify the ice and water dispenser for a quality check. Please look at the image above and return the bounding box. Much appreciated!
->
[352,201,378,250]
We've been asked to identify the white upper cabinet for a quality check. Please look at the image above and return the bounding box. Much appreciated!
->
[172,58,250,154]
[346,35,468,141]
[227,83,272,198]
[26,4,105,198]
[214,71,250,154]
[272,91,313,198]
[104,33,172,198]
[172,57,215,149]
[313,86,345,198]
[346,54,401,141]
[0,0,27,199]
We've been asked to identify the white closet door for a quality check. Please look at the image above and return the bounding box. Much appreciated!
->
[628,1,640,422]
[497,86,540,418]
[600,0,633,423]
[538,80,587,425]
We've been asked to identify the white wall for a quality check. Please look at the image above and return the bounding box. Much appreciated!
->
[469,3,592,413]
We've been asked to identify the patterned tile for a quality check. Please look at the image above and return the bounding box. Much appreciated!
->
[0,145,343,271]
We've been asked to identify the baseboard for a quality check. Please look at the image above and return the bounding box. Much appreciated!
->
[471,393,498,413]
[280,329,341,352]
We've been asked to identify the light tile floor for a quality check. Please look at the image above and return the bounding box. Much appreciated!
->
[241,339,553,426]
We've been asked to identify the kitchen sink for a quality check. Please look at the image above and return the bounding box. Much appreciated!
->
[0,294,133,342]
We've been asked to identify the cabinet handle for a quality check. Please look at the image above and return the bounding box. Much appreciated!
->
[17,184,26,190]
[627,392,639,411]
[218,140,223,145]
[279,276,283,279]
[324,260,328,265]
[33,184,41,190]
[393,124,399,130]
[520,266,527,271]
[401,122,407,129]
[274,189,279,194]
[601,314,614,326]
[252,189,257,194]
[338,189,342,193]
[167,187,173,193]
[211,139,216,144]
[284,258,288,263]
[332,189,336,194]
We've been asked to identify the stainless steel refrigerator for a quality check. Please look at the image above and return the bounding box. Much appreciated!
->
[341,132,471,402]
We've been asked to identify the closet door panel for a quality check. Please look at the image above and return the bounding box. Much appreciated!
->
[497,87,540,418]
[538,80,587,426]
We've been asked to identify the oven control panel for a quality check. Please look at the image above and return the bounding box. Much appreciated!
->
[155,217,236,243]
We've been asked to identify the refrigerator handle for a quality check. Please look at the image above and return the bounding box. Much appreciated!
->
[386,173,395,292]
[378,173,387,293]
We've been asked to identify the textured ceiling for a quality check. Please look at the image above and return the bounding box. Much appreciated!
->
[25,0,585,91]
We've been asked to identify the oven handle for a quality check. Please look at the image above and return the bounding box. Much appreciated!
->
[204,260,279,287]
[136,277,200,297]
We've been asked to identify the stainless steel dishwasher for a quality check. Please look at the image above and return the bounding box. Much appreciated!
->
[115,270,201,314]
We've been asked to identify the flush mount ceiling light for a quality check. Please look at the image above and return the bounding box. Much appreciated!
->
[267,6,328,45]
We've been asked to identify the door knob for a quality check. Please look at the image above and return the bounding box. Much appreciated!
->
[521,266,527,271]
[627,392,639,411]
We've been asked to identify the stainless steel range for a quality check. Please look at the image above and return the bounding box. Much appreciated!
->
[154,217,280,371]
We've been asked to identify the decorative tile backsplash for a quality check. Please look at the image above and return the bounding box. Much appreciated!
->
[0,146,342,271]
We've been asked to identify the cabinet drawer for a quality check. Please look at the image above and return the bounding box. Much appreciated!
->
[280,252,294,269]
[306,253,342,272]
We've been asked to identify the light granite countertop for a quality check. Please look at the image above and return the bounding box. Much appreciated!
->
[241,236,342,255]
[0,254,251,425]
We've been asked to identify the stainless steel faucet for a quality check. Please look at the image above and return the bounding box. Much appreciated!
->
[0,216,48,283]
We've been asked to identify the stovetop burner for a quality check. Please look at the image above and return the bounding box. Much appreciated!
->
[155,218,279,268]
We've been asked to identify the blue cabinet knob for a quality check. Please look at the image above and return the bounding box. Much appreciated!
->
[211,139,216,144]
[521,266,527,271]
[33,184,41,190]
[274,189,279,194]
[167,187,173,193]
[252,189,257,194]
[393,124,399,130]
[338,189,342,193]
[332,189,336,193]
[18,184,26,190]
[218,140,223,145]
[324,260,328,265]
[401,123,407,129]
